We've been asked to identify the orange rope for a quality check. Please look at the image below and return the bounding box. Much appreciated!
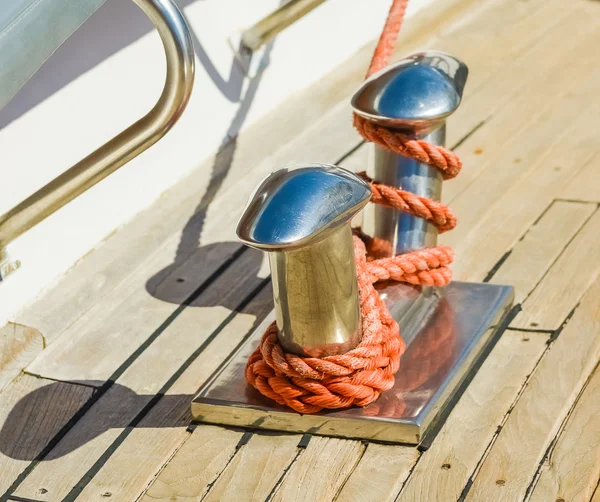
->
[245,0,463,413]
[354,0,462,288]
[360,172,457,233]
[366,0,410,77]
[246,237,404,414]
[353,118,462,179]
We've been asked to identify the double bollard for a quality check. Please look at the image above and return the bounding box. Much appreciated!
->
[237,51,468,358]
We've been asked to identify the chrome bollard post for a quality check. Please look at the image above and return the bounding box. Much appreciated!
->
[352,51,468,257]
[236,164,372,357]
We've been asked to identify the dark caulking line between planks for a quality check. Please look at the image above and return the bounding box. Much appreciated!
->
[336,141,365,165]
[7,497,45,502]
[263,447,309,502]
[331,442,369,502]
[451,119,488,151]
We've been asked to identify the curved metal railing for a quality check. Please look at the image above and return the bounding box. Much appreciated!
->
[0,0,195,252]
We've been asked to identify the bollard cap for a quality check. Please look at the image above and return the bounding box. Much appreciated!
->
[351,51,468,132]
[237,164,371,251]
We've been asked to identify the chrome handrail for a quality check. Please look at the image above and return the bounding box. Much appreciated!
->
[0,0,195,251]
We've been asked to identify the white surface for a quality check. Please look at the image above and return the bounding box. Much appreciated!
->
[0,0,434,326]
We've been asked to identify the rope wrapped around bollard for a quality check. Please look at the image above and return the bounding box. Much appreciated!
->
[246,0,463,413]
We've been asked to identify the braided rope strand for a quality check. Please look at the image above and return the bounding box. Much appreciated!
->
[359,172,457,233]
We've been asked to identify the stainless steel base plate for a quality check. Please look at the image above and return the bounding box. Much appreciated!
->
[192,281,514,445]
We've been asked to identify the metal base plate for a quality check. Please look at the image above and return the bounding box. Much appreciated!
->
[192,281,514,445]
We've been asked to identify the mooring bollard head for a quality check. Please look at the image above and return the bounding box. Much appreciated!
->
[236,164,372,357]
[236,164,371,251]
[351,51,468,133]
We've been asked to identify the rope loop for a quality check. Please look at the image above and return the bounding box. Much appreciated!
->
[246,237,405,413]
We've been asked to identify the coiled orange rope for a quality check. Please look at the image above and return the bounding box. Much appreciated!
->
[245,0,462,413]
[246,237,404,414]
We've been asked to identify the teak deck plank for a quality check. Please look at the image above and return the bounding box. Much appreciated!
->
[528,365,600,502]
[203,434,301,502]
[444,17,600,238]
[139,425,244,502]
[270,437,365,502]
[1,0,599,499]
[444,0,584,201]
[466,276,600,501]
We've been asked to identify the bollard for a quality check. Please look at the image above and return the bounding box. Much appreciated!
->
[236,164,371,357]
[352,51,468,256]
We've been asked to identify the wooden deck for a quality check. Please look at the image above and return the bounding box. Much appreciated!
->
[1,0,600,499]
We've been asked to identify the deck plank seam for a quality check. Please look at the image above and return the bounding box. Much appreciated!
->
[523,358,600,501]
[59,278,271,502]
[19,372,99,390]
[483,250,512,283]
[482,197,559,284]
[6,496,45,502]
[457,331,554,501]
[331,441,370,502]
[391,446,424,502]
[336,141,365,165]
[134,426,195,502]
[263,445,309,502]
[197,439,250,502]
[554,198,600,206]
[530,199,559,228]
[546,302,581,345]
[507,327,554,335]
[450,119,488,151]
[591,477,600,502]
